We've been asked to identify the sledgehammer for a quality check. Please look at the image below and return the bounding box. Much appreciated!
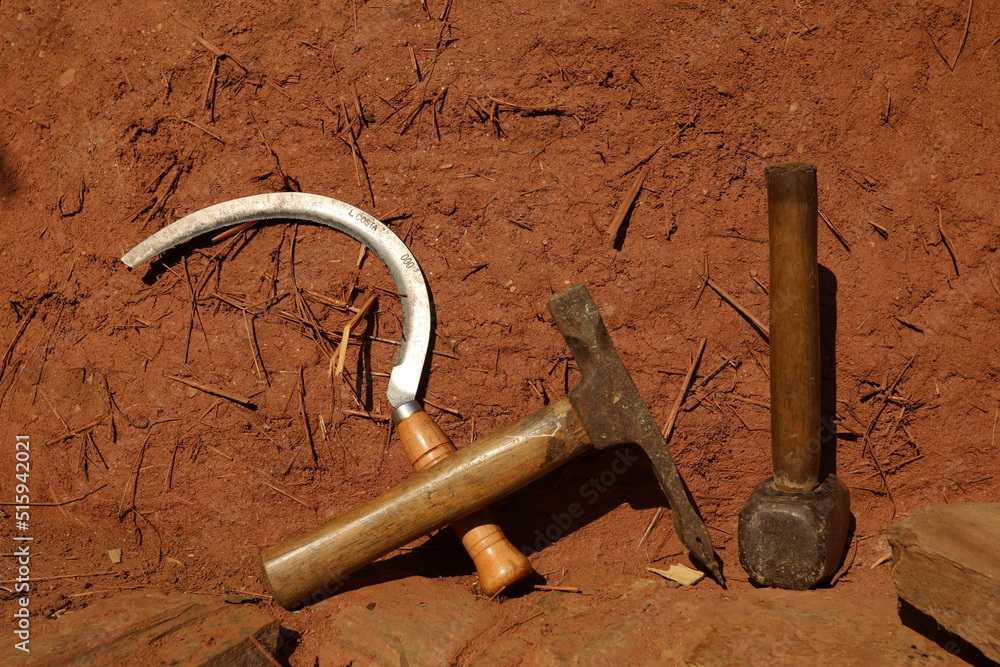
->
[261,285,723,608]
[737,163,851,589]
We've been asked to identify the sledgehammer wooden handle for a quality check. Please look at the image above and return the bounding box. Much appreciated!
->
[396,407,532,596]
[766,162,821,492]
[261,399,588,609]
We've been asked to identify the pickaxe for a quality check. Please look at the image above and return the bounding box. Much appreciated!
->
[261,283,724,609]
[121,192,532,596]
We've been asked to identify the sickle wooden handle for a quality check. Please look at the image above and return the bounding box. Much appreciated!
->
[397,408,533,596]
[260,399,589,609]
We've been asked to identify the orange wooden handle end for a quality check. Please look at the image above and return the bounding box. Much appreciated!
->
[397,406,533,594]
[452,510,533,596]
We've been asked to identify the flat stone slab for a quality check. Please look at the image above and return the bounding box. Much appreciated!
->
[889,503,1000,662]
[299,573,966,665]
[0,589,276,666]
[493,588,966,666]
[301,574,494,666]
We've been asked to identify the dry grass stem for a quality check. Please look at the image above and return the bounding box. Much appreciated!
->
[117,433,152,517]
[0,307,35,382]
[860,357,914,515]
[638,507,664,548]
[953,0,974,69]
[297,366,317,464]
[262,481,315,510]
[212,221,258,243]
[869,220,889,238]
[702,276,770,340]
[619,144,662,179]
[244,312,269,385]
[167,375,255,408]
[662,338,706,441]
[819,210,851,251]
[727,394,770,409]
[607,165,648,246]
[424,397,462,417]
[42,418,104,447]
[0,483,107,507]
[937,206,960,276]
[171,14,248,72]
[344,409,389,422]
[334,294,378,376]
[830,534,859,585]
[171,117,225,144]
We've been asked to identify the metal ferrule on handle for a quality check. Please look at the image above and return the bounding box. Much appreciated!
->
[392,400,422,424]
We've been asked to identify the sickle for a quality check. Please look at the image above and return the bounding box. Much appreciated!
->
[121,192,429,409]
[121,192,531,599]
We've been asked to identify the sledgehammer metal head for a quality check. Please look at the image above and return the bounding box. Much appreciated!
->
[549,286,724,585]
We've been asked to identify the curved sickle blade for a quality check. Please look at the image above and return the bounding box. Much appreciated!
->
[121,192,430,408]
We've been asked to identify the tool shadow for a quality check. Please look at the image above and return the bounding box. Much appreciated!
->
[897,601,993,666]
[500,445,684,560]
[336,444,703,597]
[0,148,17,202]
[819,264,840,477]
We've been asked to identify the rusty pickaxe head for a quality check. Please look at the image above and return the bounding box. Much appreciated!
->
[549,285,724,585]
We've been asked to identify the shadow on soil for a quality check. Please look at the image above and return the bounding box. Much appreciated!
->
[898,601,992,666]
[819,264,840,476]
[0,149,17,202]
[315,442,697,600]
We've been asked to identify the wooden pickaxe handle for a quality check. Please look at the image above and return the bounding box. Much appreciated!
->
[395,405,532,595]
[261,399,588,609]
